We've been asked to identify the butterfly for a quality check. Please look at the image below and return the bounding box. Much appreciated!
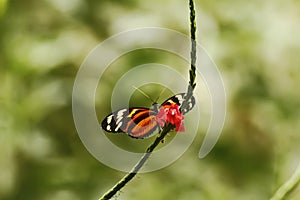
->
[101,93,196,139]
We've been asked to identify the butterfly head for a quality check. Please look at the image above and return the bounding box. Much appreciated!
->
[151,103,160,113]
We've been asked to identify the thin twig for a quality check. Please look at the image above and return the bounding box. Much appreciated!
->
[99,125,173,200]
[180,0,197,112]
[270,162,300,200]
[189,0,197,89]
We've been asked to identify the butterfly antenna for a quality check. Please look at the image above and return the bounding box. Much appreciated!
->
[154,86,168,103]
[132,85,156,103]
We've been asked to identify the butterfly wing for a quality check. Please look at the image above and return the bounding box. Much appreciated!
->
[161,93,196,115]
[101,107,160,139]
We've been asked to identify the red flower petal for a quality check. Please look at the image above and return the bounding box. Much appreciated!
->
[155,104,185,132]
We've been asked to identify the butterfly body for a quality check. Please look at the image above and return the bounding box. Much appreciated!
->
[101,93,195,139]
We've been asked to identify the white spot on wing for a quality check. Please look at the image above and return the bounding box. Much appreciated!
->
[176,94,184,104]
[115,122,122,131]
[116,117,123,125]
[107,115,113,124]
[106,125,111,131]
[115,109,126,124]
[117,109,126,118]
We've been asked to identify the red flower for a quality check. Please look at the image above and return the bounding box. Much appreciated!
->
[155,104,185,132]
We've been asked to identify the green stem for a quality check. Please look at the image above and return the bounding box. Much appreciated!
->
[99,0,197,199]
[270,162,300,200]
[180,0,197,112]
[189,0,197,90]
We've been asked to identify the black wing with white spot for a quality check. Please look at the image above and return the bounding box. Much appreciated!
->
[161,93,196,115]
[101,108,132,133]
[101,107,160,138]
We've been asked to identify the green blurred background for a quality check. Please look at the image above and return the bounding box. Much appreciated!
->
[1,0,300,199]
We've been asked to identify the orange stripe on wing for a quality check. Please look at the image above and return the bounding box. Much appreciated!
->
[129,115,158,138]
[124,109,151,131]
